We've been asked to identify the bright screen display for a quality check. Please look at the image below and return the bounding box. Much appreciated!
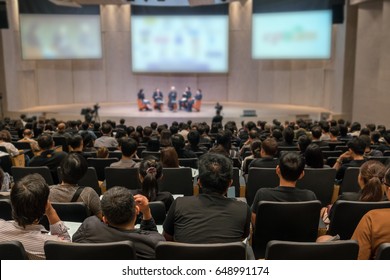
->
[252,10,332,59]
[20,14,102,60]
[131,15,229,73]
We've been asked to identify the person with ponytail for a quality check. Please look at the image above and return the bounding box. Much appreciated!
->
[321,160,386,225]
[134,157,174,212]
[241,140,262,175]
[351,166,390,259]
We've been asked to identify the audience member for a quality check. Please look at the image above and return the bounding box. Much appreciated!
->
[163,153,250,243]
[0,174,70,259]
[161,147,179,168]
[249,138,279,169]
[242,140,262,174]
[110,138,139,168]
[29,133,67,184]
[0,130,19,156]
[172,134,196,158]
[18,129,40,152]
[96,146,109,158]
[304,144,326,168]
[94,123,118,148]
[52,122,72,139]
[49,153,102,219]
[351,166,390,259]
[72,187,164,259]
[251,152,317,226]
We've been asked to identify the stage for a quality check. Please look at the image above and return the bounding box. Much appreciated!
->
[16,102,332,126]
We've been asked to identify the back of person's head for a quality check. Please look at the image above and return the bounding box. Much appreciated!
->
[351,122,361,132]
[248,129,259,140]
[338,124,348,137]
[147,137,160,151]
[262,137,278,157]
[37,133,53,150]
[150,122,158,130]
[278,152,305,182]
[282,127,294,144]
[97,147,109,158]
[311,126,322,140]
[347,138,366,155]
[161,147,179,168]
[69,135,83,150]
[319,121,330,133]
[297,135,312,153]
[359,128,370,137]
[120,137,138,157]
[143,126,153,137]
[0,130,12,142]
[159,129,172,147]
[198,153,232,194]
[359,160,385,202]
[101,123,112,135]
[272,129,283,141]
[187,130,200,147]
[304,144,324,168]
[138,158,163,201]
[329,126,339,137]
[171,134,185,151]
[23,129,33,137]
[251,140,262,158]
[11,174,49,228]
[215,130,232,152]
[359,135,371,151]
[101,187,136,226]
[366,123,376,132]
[120,118,125,125]
[245,121,256,131]
[60,153,88,184]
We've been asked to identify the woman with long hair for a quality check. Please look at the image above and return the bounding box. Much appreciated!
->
[136,157,173,211]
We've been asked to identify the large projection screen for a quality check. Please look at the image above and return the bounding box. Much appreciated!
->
[20,14,102,60]
[131,15,229,73]
[252,10,332,60]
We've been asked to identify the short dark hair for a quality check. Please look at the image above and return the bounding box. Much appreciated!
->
[172,134,185,151]
[101,123,113,135]
[282,127,294,144]
[329,126,339,137]
[262,138,278,156]
[198,153,232,194]
[187,130,200,146]
[37,133,53,150]
[120,137,138,157]
[278,152,305,182]
[311,126,322,139]
[69,135,83,149]
[298,135,312,153]
[347,138,366,155]
[11,174,49,228]
[60,153,88,184]
[304,144,324,168]
[101,187,136,226]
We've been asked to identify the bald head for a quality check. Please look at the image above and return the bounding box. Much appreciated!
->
[57,123,66,132]
[23,129,33,138]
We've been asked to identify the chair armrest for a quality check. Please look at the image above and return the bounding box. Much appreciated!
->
[11,154,25,167]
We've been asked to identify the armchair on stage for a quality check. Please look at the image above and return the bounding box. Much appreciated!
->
[137,89,151,111]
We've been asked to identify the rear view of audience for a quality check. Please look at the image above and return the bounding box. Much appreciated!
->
[72,187,164,259]
[110,137,139,168]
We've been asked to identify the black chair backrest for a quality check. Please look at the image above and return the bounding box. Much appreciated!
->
[155,241,247,260]
[0,241,29,260]
[252,200,322,259]
[0,199,12,220]
[376,243,390,260]
[335,145,349,152]
[148,201,166,224]
[326,157,338,167]
[12,141,31,150]
[232,167,240,197]
[141,151,161,160]
[0,154,13,174]
[87,158,118,181]
[340,167,360,193]
[159,167,193,196]
[328,200,390,239]
[53,137,69,153]
[366,156,390,164]
[44,240,136,260]
[108,151,122,160]
[296,168,336,207]
[279,146,299,152]
[231,157,241,168]
[326,141,347,151]
[11,166,54,185]
[178,158,198,169]
[246,168,278,206]
[105,167,141,190]
[57,167,101,196]
[136,146,146,158]
[384,151,390,157]
[265,240,359,260]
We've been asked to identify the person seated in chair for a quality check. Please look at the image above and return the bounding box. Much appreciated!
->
[163,153,250,243]
[110,137,139,169]
[72,186,165,259]
[179,86,192,110]
[249,137,279,170]
[0,174,70,259]
[152,88,164,112]
[137,89,152,111]
[251,152,317,226]
[167,86,177,112]
[193,89,203,112]
[94,123,118,148]
[49,153,102,219]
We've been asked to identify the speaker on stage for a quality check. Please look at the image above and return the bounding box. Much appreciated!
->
[0,2,8,29]
[241,110,257,117]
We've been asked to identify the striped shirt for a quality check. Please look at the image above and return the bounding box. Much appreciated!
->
[0,220,70,260]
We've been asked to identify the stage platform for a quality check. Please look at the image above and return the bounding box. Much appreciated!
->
[16,102,332,127]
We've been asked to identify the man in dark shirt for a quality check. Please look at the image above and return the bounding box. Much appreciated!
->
[333,137,366,182]
[251,152,317,226]
[172,134,196,158]
[72,187,164,259]
[29,133,67,184]
[163,153,250,243]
